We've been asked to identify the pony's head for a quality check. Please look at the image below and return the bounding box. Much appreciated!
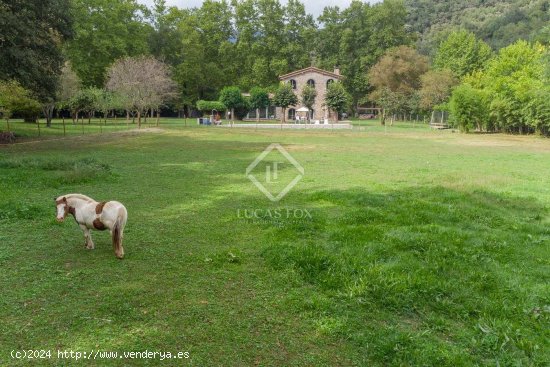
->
[54,196,69,222]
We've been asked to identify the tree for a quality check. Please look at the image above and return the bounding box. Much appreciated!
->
[300,85,317,121]
[70,88,99,124]
[434,30,493,79]
[148,0,186,65]
[56,63,81,123]
[0,0,73,126]
[249,87,270,122]
[368,46,429,122]
[316,0,413,113]
[93,89,116,123]
[106,56,177,128]
[219,86,245,123]
[449,84,489,132]
[272,83,298,123]
[196,100,227,115]
[324,82,351,122]
[419,69,457,111]
[65,0,151,87]
[0,80,41,130]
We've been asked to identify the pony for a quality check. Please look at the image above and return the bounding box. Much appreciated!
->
[55,194,128,259]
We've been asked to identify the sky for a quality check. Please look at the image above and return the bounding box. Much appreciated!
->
[138,0,380,18]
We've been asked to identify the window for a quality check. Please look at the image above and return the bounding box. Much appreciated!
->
[327,79,334,87]
[289,79,297,89]
[288,108,296,120]
[307,79,315,88]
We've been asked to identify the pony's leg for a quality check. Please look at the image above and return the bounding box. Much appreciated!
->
[80,225,94,249]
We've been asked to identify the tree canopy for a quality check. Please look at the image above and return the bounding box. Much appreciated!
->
[0,0,73,102]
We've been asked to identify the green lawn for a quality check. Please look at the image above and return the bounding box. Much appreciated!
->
[1,120,549,366]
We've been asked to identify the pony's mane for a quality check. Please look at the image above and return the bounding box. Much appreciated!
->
[58,193,95,202]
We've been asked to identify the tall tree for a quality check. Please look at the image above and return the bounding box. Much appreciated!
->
[148,0,186,66]
[0,0,73,125]
[418,69,457,110]
[65,0,151,87]
[316,0,412,114]
[434,30,493,79]
[368,46,429,121]
[56,63,82,122]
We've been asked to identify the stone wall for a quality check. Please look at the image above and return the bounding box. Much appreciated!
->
[277,69,341,122]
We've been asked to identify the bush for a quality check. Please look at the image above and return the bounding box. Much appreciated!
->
[449,84,489,132]
[196,100,226,114]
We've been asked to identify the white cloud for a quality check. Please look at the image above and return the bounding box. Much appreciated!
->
[138,0,381,18]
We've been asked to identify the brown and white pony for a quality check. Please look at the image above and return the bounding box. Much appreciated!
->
[55,194,128,259]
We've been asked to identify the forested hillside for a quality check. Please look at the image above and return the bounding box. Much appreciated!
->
[406,0,550,52]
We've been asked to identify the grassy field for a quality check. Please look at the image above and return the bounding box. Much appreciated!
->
[0,120,549,366]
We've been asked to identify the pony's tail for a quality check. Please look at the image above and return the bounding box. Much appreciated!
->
[112,207,127,259]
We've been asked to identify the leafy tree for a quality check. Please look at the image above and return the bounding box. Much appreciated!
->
[173,1,234,110]
[317,0,413,113]
[148,0,186,65]
[249,87,270,122]
[196,100,227,114]
[65,0,151,87]
[56,63,81,122]
[449,84,489,132]
[434,30,493,79]
[300,85,317,121]
[93,89,116,123]
[324,82,351,121]
[406,0,550,51]
[480,41,548,134]
[272,83,298,123]
[0,80,41,130]
[419,69,457,110]
[73,88,99,124]
[219,86,245,123]
[368,46,429,121]
[0,0,73,125]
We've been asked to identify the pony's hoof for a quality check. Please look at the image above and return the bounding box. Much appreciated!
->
[115,253,124,259]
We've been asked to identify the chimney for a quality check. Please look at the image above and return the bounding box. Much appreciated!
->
[334,67,340,75]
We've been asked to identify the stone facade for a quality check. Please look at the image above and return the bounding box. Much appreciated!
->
[278,67,344,122]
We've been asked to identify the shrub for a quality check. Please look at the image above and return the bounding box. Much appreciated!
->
[196,100,227,114]
[449,84,489,132]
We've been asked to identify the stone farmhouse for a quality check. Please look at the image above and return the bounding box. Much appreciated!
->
[244,67,344,122]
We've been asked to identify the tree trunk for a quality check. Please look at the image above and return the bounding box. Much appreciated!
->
[137,109,141,128]
[256,108,260,122]
[231,108,234,125]
[156,109,160,126]
[42,103,54,127]
[6,119,10,132]
[62,116,66,136]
